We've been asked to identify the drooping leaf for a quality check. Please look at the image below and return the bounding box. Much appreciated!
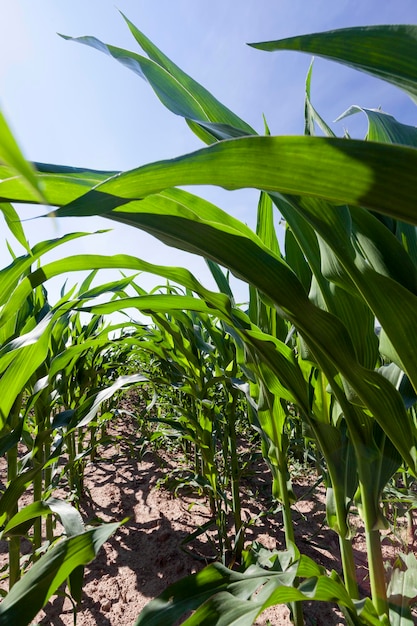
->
[0,161,117,205]
[249,25,417,102]
[0,203,30,253]
[388,552,417,626]
[337,107,417,147]
[51,136,417,225]
[135,561,299,626]
[60,15,255,145]
[2,497,84,538]
[0,522,120,625]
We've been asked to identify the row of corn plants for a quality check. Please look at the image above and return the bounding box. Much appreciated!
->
[0,195,169,623]
[130,292,250,565]
[2,12,417,626]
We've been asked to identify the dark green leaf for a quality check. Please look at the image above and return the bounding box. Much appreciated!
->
[0,523,120,625]
[249,25,417,102]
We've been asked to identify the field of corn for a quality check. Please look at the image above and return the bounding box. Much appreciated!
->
[0,12,417,626]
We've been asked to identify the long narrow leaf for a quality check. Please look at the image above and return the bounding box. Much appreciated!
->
[0,522,120,625]
[0,111,45,202]
[249,25,417,102]
[52,136,417,224]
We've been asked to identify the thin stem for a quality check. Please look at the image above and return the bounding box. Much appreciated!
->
[357,464,389,619]
[44,441,54,543]
[32,443,43,557]
[7,445,20,589]
[276,446,304,626]
[277,446,296,546]
[226,390,244,562]
[7,393,24,588]
[339,535,358,600]
[309,414,359,599]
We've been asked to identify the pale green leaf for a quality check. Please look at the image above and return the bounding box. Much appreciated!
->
[2,498,84,538]
[0,203,30,253]
[0,111,45,202]
[337,107,417,146]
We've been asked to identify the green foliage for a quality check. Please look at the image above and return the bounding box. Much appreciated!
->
[0,522,121,625]
[1,11,417,626]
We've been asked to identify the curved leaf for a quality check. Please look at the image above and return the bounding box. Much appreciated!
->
[0,111,45,202]
[249,25,417,102]
[0,162,117,205]
[2,497,84,538]
[41,161,417,467]
[337,107,417,146]
[0,203,30,253]
[61,15,255,144]
[0,522,120,625]
[53,136,417,225]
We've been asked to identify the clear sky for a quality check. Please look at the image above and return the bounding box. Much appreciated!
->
[1,1,416,305]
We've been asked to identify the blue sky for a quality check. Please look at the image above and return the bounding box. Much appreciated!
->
[1,1,417,305]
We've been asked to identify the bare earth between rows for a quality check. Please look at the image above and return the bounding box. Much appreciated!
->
[0,409,409,626]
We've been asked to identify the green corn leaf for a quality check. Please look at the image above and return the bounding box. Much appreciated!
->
[0,259,138,329]
[372,427,402,519]
[0,522,120,625]
[51,136,417,225]
[249,25,417,102]
[136,558,381,626]
[80,294,220,317]
[0,203,30,253]
[0,314,55,427]
[70,373,148,429]
[83,292,309,411]
[255,191,280,256]
[121,12,255,141]
[250,191,287,338]
[10,240,305,411]
[206,260,235,304]
[0,418,25,456]
[284,226,312,294]
[61,15,254,144]
[0,467,42,527]
[4,136,417,226]
[304,61,335,138]
[181,592,262,626]
[48,337,114,380]
[379,363,417,410]
[2,497,84,538]
[0,230,104,311]
[349,204,417,295]
[388,553,417,626]
[313,421,357,538]
[135,561,299,626]
[0,161,117,205]
[282,193,417,402]
[29,172,414,469]
[78,274,137,300]
[0,266,229,332]
[336,106,417,146]
[336,107,417,265]
[0,111,45,203]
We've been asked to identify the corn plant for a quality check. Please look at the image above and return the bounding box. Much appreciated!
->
[3,14,417,626]
[0,147,168,621]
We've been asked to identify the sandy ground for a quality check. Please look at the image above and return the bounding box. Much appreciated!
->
[0,401,414,625]
[35,444,347,626]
